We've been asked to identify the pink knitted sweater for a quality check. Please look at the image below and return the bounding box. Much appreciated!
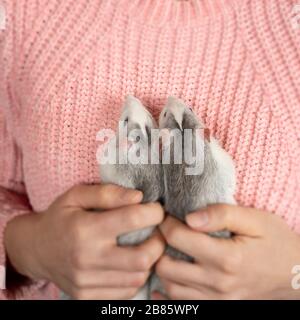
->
[0,0,299,299]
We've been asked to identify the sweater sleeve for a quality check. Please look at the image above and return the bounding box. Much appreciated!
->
[0,108,40,299]
[0,0,49,299]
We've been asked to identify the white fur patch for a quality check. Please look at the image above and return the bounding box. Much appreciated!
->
[209,138,236,199]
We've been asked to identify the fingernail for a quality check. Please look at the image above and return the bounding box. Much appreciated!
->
[122,189,143,202]
[187,212,209,228]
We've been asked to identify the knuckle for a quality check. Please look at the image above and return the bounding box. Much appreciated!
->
[221,258,233,274]
[150,242,164,261]
[127,203,163,230]
[135,253,152,271]
[146,203,164,220]
[218,203,230,212]
[216,275,236,294]
[216,277,229,294]
[211,203,225,213]
[104,183,122,194]
[66,185,81,201]
[155,258,168,277]
[165,282,178,299]
[128,209,143,229]
[131,273,148,288]
[212,204,231,225]
[166,228,181,246]
[222,252,242,274]
[98,185,114,204]
[222,207,232,225]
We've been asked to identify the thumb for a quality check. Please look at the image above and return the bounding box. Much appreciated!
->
[62,184,143,210]
[186,204,267,237]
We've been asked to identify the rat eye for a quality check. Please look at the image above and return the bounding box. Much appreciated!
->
[123,117,128,125]
[189,107,193,112]
[163,111,167,117]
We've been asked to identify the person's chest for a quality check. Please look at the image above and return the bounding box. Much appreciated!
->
[13,1,298,229]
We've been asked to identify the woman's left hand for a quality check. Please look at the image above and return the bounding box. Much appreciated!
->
[153,204,300,300]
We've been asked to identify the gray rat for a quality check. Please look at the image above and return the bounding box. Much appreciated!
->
[100,95,164,245]
[99,95,164,299]
[98,95,236,299]
[158,96,236,262]
[149,97,236,296]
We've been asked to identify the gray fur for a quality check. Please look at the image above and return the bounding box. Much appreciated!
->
[152,96,236,295]
[99,95,164,300]
[100,95,164,246]
[98,95,236,300]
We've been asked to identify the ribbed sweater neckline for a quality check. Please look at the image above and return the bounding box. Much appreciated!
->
[115,0,241,27]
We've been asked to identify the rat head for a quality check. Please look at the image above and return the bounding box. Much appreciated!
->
[120,95,157,137]
[118,95,159,157]
[159,96,202,131]
[159,97,208,175]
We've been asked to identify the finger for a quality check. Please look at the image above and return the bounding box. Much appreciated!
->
[69,270,149,289]
[186,204,267,237]
[156,255,217,291]
[151,292,167,300]
[159,216,231,265]
[161,279,213,300]
[62,184,143,210]
[101,232,165,271]
[90,202,164,237]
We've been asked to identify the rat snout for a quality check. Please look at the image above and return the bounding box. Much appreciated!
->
[160,97,184,131]
[166,96,186,113]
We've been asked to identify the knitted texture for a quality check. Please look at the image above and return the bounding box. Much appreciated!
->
[0,0,299,299]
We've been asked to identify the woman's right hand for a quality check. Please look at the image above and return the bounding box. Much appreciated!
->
[4,184,165,299]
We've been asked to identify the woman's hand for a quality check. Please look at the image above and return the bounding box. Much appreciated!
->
[4,184,165,299]
[154,204,300,300]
